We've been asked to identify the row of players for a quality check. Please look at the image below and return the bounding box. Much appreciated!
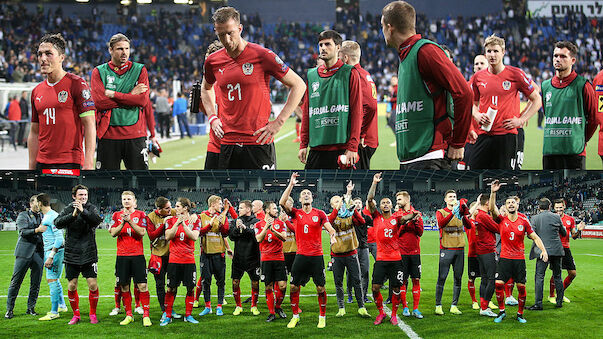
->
[26,1,603,171]
[6,173,582,328]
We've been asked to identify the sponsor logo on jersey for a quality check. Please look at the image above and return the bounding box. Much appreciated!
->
[502,80,511,91]
[218,68,224,74]
[310,81,320,98]
[82,89,91,100]
[312,216,319,222]
[58,90,68,103]
[545,91,552,105]
[595,85,603,92]
[83,100,95,107]
[242,63,254,75]
[35,96,43,102]
[107,75,115,84]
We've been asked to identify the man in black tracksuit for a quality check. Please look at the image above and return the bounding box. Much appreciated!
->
[347,197,372,304]
[55,184,103,324]
[229,200,261,315]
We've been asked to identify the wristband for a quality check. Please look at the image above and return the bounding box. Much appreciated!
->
[208,115,219,125]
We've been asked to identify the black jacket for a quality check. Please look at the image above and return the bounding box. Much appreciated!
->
[55,202,102,265]
[355,212,372,249]
[229,214,260,264]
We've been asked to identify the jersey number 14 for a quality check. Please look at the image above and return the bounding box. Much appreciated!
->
[43,108,56,125]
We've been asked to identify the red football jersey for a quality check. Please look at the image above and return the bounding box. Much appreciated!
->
[498,215,534,260]
[31,73,95,165]
[354,64,379,148]
[593,70,603,156]
[166,217,201,264]
[466,218,477,257]
[474,209,499,255]
[470,66,534,135]
[255,219,286,262]
[204,43,289,145]
[560,214,575,248]
[372,210,401,261]
[111,210,147,256]
[288,207,328,256]
[396,208,423,255]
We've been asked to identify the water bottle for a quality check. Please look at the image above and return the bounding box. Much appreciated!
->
[190,81,201,113]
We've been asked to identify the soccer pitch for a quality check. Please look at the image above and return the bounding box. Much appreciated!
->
[1,230,601,339]
[151,104,603,170]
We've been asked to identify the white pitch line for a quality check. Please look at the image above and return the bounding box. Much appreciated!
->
[584,253,603,257]
[382,305,422,339]
[274,129,296,144]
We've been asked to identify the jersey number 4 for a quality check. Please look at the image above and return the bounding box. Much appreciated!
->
[227,83,242,101]
[43,108,56,125]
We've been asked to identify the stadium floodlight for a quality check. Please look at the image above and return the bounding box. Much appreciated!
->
[174,0,189,3]
[120,0,131,4]
[137,0,152,4]
[75,0,90,2]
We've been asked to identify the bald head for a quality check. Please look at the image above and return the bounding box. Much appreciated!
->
[473,54,487,73]
[252,200,263,214]
[340,40,361,65]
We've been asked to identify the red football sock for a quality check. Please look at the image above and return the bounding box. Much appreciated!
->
[68,289,80,317]
[400,283,408,308]
[114,286,121,309]
[505,278,514,298]
[122,290,133,316]
[141,290,150,317]
[134,285,141,308]
[233,285,241,307]
[89,289,99,316]
[480,297,487,311]
[164,291,175,318]
[495,282,506,311]
[291,289,300,315]
[318,291,327,317]
[517,285,526,315]
[549,276,556,297]
[563,275,575,290]
[251,286,259,307]
[412,279,421,310]
[185,292,194,317]
[195,277,203,301]
[205,301,211,308]
[391,291,400,316]
[266,288,275,314]
[468,280,477,303]
[276,286,285,308]
[374,291,384,314]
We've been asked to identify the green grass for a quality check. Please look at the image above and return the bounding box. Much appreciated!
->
[149,103,602,170]
[1,230,601,338]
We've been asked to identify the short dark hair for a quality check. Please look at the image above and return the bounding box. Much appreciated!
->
[264,201,276,211]
[479,194,490,206]
[213,6,240,24]
[177,197,195,211]
[382,1,416,34]
[444,190,456,197]
[318,30,343,46]
[40,33,66,55]
[539,198,551,210]
[240,200,252,210]
[553,198,566,206]
[72,184,88,196]
[36,193,51,207]
[108,33,130,49]
[155,197,170,209]
[554,41,578,58]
